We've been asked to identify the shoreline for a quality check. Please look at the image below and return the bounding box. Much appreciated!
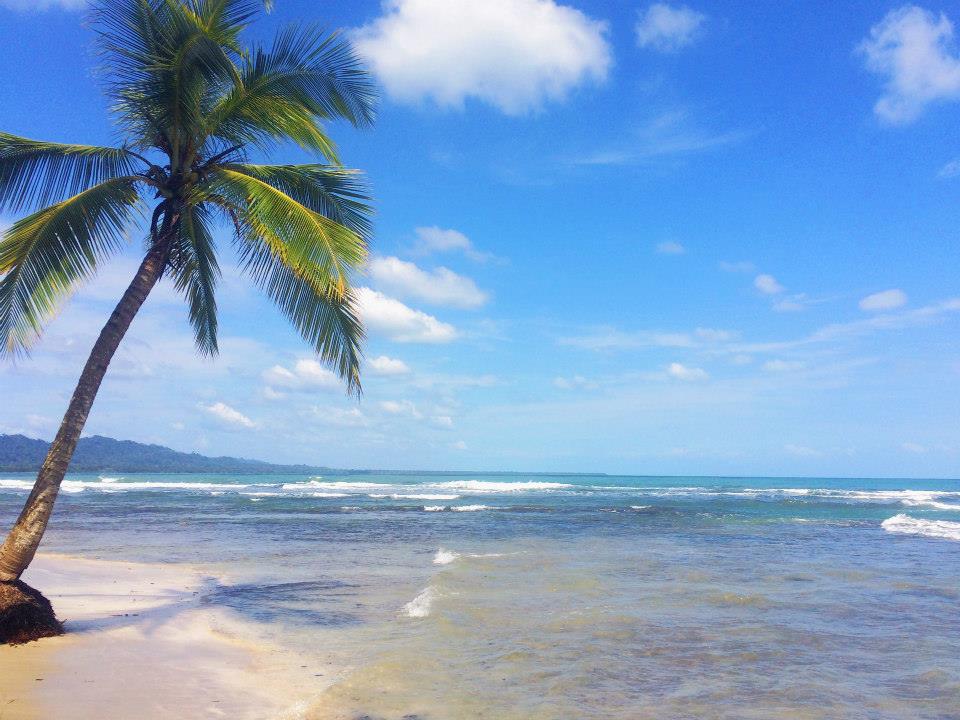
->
[0,553,332,720]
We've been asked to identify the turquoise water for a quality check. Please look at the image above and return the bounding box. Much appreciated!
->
[2,472,959,718]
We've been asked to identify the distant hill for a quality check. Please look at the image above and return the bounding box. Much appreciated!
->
[0,434,331,474]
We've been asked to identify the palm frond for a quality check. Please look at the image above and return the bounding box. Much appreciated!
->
[229,208,364,393]
[209,168,367,290]
[0,178,142,355]
[222,163,373,242]
[204,26,375,158]
[0,133,142,214]
[168,201,220,355]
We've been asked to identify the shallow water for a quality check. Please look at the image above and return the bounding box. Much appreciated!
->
[2,473,959,719]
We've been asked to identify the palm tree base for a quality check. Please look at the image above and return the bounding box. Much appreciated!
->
[0,580,63,645]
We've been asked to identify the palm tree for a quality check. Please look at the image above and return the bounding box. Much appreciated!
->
[0,0,375,641]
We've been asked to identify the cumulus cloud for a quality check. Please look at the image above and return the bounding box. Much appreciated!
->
[368,355,412,376]
[356,287,458,343]
[368,256,488,309]
[859,288,908,311]
[200,402,256,429]
[859,5,960,124]
[636,3,707,52]
[352,0,611,114]
[754,274,785,295]
[667,362,708,381]
[412,226,492,262]
[310,407,370,427]
[656,241,686,255]
[380,399,422,418]
[263,359,342,394]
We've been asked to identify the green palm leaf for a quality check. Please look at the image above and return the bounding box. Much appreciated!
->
[209,167,367,290]
[0,133,141,213]
[0,177,142,354]
[223,163,373,242]
[169,202,220,355]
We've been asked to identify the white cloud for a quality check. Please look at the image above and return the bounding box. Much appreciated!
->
[636,3,707,52]
[380,399,422,418]
[754,274,785,295]
[368,256,488,309]
[784,443,821,458]
[859,5,960,124]
[901,441,928,454]
[763,359,805,373]
[452,440,468,450]
[656,241,686,255]
[553,375,598,390]
[431,415,454,428]
[355,287,458,343]
[560,328,695,351]
[368,355,412,376]
[667,362,708,381]
[571,109,745,165]
[412,226,492,263]
[200,402,256,429]
[859,288,908,311]
[311,407,370,428]
[938,158,960,178]
[262,359,342,395]
[353,0,611,115]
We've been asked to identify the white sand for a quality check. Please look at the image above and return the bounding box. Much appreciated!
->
[0,554,329,719]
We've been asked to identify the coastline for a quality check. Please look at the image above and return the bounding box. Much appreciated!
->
[0,554,331,720]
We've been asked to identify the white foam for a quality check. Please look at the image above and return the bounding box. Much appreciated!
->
[882,514,960,541]
[630,505,651,510]
[0,479,253,493]
[433,549,460,565]
[403,586,437,618]
[390,493,460,501]
[423,505,446,512]
[450,504,492,512]
[433,480,572,493]
[281,480,392,492]
[310,492,349,498]
[98,476,122,483]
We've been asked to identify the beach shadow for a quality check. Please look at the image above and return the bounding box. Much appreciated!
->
[199,578,364,627]
[56,576,365,636]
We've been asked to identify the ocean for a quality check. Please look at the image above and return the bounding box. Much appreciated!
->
[2,472,959,718]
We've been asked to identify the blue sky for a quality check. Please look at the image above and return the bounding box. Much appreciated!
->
[1,0,960,477]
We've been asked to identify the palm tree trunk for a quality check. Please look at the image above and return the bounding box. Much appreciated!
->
[0,230,175,582]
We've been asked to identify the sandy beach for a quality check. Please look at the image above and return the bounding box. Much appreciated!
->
[0,554,329,720]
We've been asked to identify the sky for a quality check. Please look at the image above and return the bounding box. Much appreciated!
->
[1,0,959,477]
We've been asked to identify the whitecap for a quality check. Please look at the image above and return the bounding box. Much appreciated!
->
[423,505,447,512]
[98,476,122,483]
[450,504,492,512]
[433,549,459,565]
[882,514,960,541]
[391,493,459,501]
[403,587,437,618]
[433,480,572,493]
